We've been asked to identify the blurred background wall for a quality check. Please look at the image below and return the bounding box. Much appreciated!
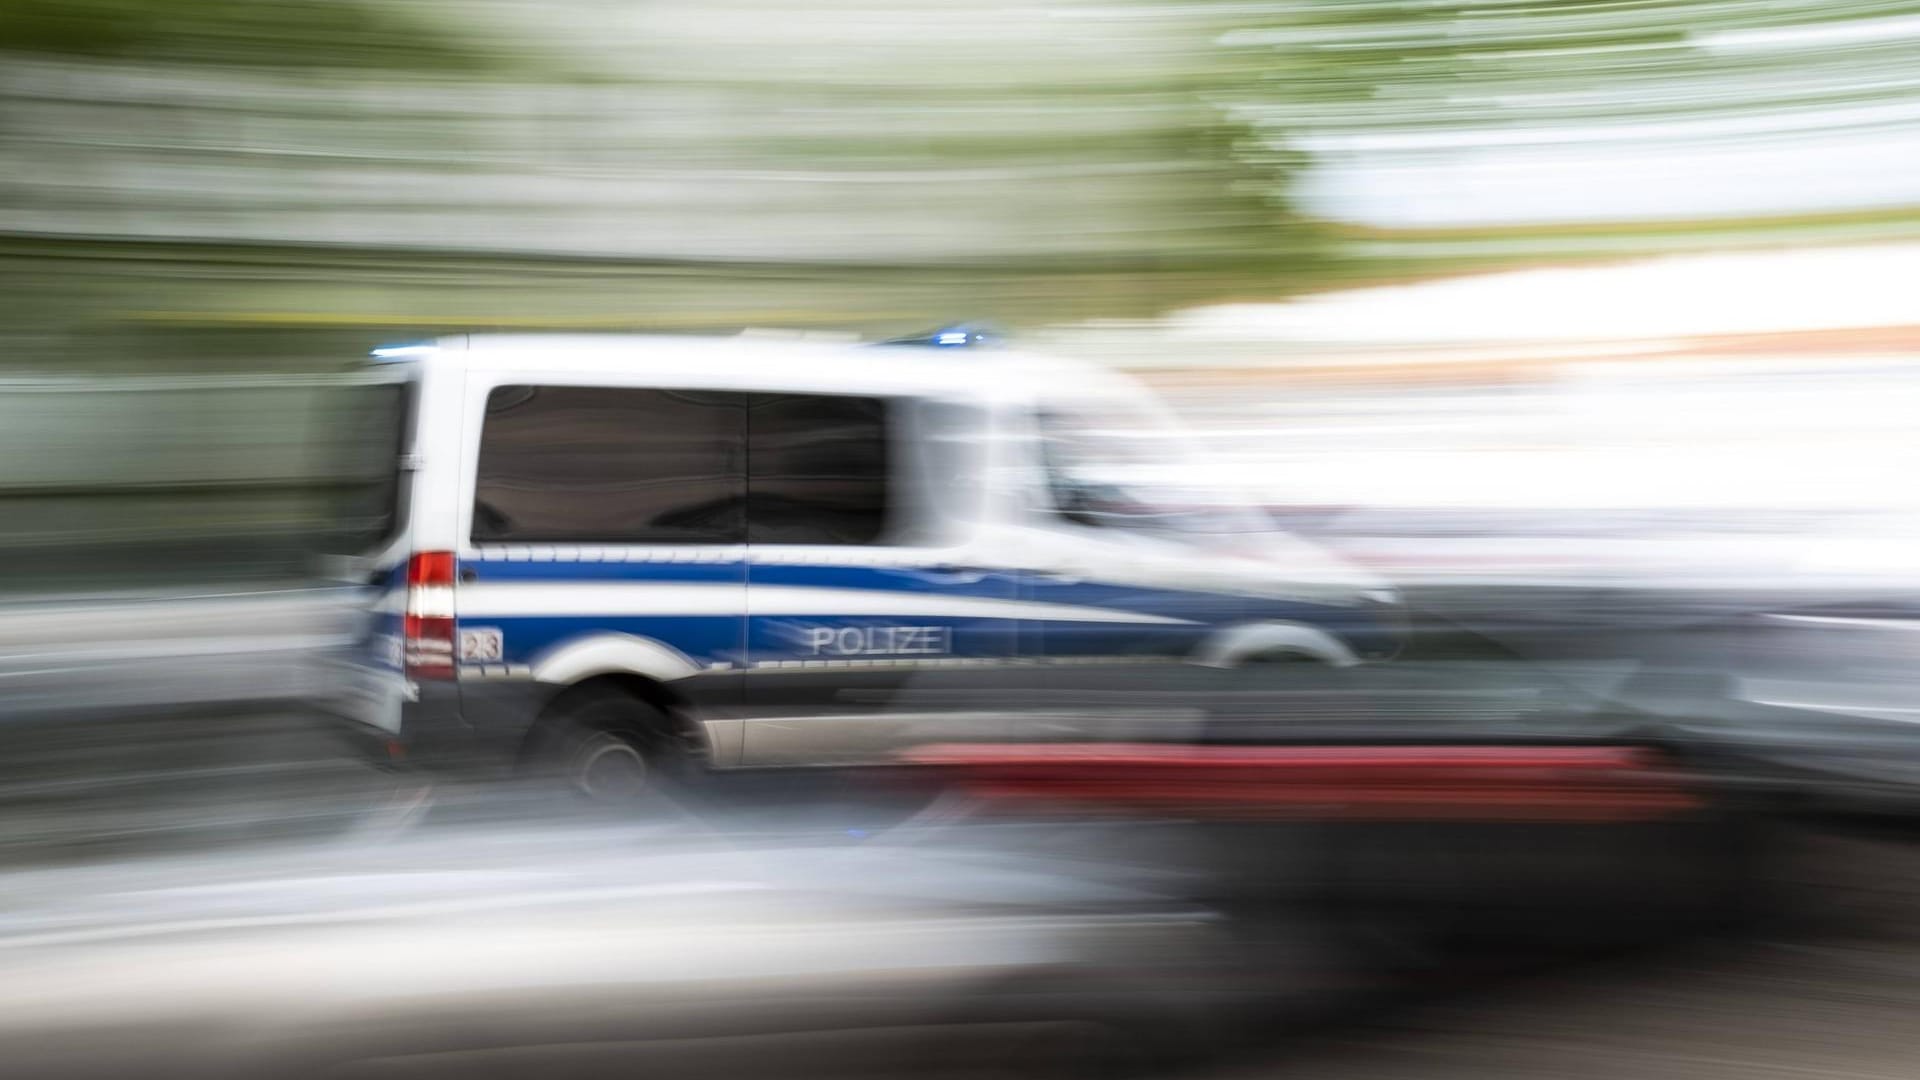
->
[7,0,1920,591]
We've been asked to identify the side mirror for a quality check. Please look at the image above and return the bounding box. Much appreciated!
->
[1059,483,1162,528]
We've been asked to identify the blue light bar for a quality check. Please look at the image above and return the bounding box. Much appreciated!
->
[369,342,437,359]
[878,324,1001,348]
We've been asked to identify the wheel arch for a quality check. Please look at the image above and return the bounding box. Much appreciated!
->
[1190,620,1360,668]
[517,632,712,766]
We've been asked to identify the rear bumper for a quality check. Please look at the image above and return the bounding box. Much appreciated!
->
[318,671,543,778]
[325,712,409,771]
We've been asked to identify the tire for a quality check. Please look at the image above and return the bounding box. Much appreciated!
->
[524,686,700,809]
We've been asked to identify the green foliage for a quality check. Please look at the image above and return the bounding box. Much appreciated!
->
[0,0,495,70]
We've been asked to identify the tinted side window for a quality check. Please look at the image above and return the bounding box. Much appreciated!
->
[748,394,892,545]
[474,385,747,544]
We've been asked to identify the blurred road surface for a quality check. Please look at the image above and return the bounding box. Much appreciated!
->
[1206,829,1920,1080]
[0,710,1912,1080]
[0,682,1911,1078]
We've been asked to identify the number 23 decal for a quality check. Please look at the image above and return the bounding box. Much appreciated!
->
[459,628,504,662]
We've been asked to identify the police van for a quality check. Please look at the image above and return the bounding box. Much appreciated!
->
[331,331,1403,797]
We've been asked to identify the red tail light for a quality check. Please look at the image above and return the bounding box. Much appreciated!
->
[404,550,457,681]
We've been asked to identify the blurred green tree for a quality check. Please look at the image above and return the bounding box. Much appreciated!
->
[0,0,495,70]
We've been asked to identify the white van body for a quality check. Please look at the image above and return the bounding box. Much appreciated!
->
[332,334,1401,780]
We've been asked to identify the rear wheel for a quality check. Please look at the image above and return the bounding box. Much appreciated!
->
[524,686,700,810]
[569,727,652,800]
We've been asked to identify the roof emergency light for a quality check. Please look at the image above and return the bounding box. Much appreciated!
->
[878,324,1001,349]
[370,342,438,360]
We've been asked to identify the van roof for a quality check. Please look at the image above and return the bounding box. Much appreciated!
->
[394,332,1128,404]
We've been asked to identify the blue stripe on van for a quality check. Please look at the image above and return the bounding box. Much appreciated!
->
[451,557,1401,666]
[476,615,745,669]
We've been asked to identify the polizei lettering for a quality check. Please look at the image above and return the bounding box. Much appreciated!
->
[800,625,952,656]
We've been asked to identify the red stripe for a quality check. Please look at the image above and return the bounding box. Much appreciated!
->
[900,744,1703,823]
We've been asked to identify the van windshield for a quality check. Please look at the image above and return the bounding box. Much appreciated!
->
[1038,405,1265,535]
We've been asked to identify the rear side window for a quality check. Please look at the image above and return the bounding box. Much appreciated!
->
[473,385,897,546]
[747,394,893,545]
[327,375,413,554]
[474,386,746,543]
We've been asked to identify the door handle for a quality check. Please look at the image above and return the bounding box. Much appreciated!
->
[908,565,990,585]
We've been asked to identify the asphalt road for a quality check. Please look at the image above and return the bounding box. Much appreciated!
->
[0,708,1916,1078]
[1204,828,1920,1080]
